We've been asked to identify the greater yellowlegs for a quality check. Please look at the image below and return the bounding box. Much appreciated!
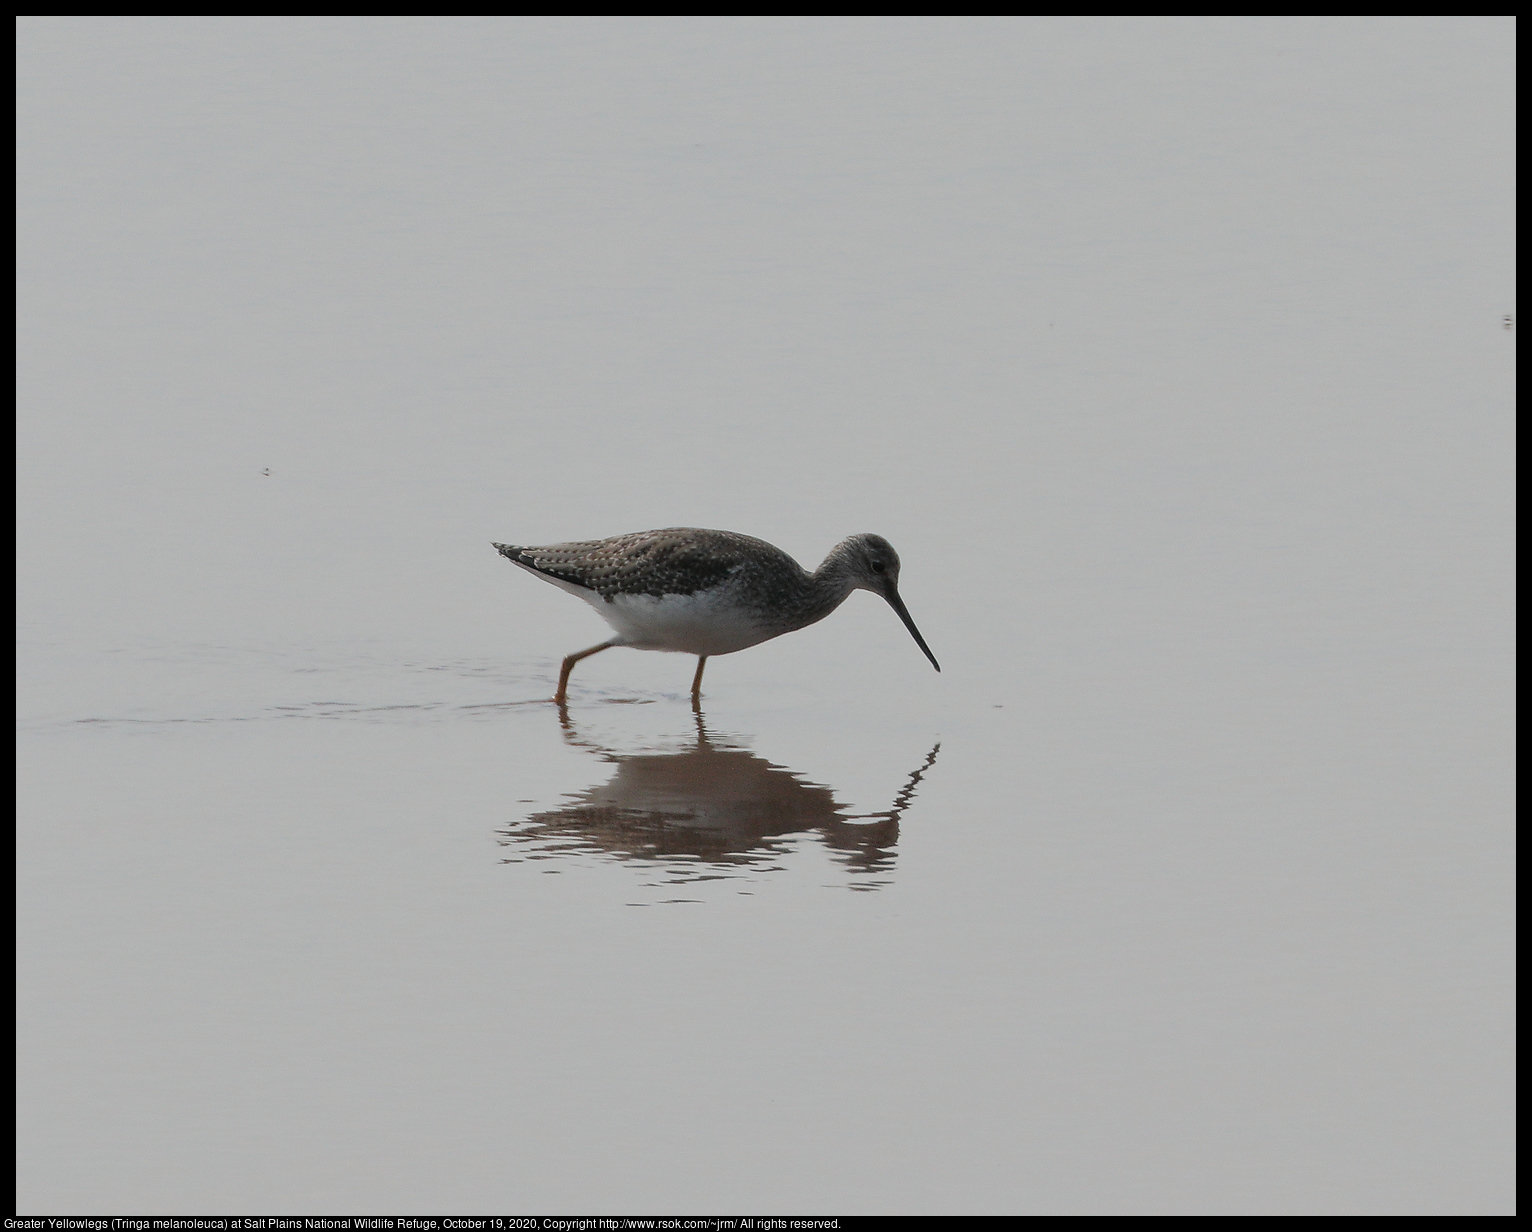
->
[492,528,940,704]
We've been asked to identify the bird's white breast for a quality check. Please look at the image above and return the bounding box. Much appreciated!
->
[585,587,776,656]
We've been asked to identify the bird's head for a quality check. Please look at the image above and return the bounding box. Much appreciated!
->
[835,534,940,673]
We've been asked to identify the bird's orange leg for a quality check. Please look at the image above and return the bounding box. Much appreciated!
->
[690,655,708,703]
[556,640,618,705]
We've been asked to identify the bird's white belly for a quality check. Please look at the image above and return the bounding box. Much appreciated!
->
[584,588,775,656]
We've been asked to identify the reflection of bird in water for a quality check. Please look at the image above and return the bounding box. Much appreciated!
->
[492,528,940,704]
[499,710,939,889]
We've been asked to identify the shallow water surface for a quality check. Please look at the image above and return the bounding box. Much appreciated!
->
[17,15,1513,1215]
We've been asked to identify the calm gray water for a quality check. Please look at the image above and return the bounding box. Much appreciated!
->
[17,16,1514,1215]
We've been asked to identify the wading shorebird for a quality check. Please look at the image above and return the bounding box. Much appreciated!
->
[493,528,940,705]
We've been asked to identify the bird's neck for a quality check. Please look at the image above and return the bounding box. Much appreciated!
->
[790,550,861,628]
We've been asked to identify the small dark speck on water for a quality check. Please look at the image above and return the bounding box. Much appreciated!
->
[261,468,271,476]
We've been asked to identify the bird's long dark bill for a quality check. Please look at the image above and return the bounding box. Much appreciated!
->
[885,588,941,673]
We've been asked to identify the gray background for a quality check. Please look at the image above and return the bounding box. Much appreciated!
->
[17,16,1514,1214]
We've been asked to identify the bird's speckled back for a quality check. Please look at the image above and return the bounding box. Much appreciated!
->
[494,528,816,616]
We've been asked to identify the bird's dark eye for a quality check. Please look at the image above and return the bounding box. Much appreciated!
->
[871,561,885,573]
